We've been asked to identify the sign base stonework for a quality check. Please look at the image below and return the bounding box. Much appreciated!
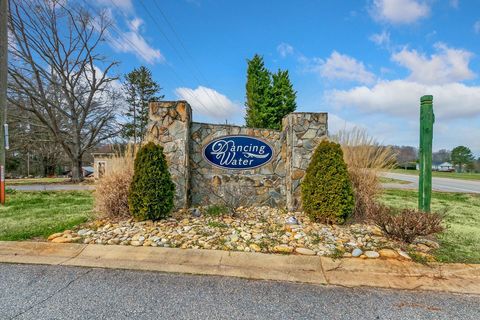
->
[146,101,328,211]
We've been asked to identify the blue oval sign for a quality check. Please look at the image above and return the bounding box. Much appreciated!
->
[203,135,274,170]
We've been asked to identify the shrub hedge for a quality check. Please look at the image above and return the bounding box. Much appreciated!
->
[128,142,175,220]
[301,140,355,224]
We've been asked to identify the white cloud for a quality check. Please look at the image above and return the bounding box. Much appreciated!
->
[317,40,480,154]
[96,0,133,11]
[369,30,391,46]
[128,17,143,32]
[328,114,361,134]
[277,43,294,58]
[371,0,430,24]
[175,86,241,121]
[309,51,376,84]
[474,20,480,34]
[327,80,480,120]
[95,1,163,64]
[110,18,164,64]
[391,43,475,84]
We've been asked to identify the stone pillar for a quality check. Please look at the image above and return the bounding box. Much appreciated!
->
[283,112,328,211]
[146,101,192,209]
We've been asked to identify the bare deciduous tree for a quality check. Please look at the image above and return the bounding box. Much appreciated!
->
[7,98,65,177]
[8,0,120,181]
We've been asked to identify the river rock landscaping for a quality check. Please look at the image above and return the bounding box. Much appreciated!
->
[47,206,439,261]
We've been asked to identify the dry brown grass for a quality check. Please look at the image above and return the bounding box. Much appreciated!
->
[333,128,397,220]
[94,145,136,219]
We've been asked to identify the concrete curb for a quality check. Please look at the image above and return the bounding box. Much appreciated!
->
[1,241,479,295]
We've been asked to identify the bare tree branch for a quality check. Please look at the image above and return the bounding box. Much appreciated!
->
[8,0,121,181]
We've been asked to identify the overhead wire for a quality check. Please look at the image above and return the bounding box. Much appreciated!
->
[151,0,221,96]
[77,0,213,113]
[136,0,223,110]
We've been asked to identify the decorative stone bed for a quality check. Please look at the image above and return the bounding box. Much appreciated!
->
[47,207,439,261]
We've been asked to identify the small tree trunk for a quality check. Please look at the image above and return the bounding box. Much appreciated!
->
[46,165,55,177]
[71,158,84,182]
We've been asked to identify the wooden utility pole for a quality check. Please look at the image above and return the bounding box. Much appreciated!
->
[418,95,434,212]
[0,0,7,204]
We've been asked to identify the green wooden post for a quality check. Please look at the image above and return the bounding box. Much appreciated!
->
[418,95,434,212]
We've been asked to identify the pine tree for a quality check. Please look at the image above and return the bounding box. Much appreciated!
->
[245,54,272,128]
[245,55,297,130]
[123,66,163,143]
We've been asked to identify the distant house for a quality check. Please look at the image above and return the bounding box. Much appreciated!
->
[431,161,442,170]
[92,152,114,179]
[437,162,455,172]
[91,144,118,179]
[416,161,455,172]
[431,161,454,172]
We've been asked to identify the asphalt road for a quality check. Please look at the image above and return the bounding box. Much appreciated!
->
[0,264,478,320]
[6,184,94,191]
[381,172,480,193]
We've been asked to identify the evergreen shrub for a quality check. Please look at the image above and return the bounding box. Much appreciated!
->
[128,142,175,220]
[301,140,355,224]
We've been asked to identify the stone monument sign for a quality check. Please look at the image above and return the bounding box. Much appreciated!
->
[146,101,328,211]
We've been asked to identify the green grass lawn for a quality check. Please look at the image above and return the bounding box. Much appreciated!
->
[381,189,480,264]
[379,176,411,184]
[6,177,70,185]
[389,169,480,181]
[0,190,93,241]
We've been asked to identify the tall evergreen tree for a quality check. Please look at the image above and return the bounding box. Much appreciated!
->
[123,66,163,143]
[244,55,297,129]
[268,70,297,130]
[245,54,272,128]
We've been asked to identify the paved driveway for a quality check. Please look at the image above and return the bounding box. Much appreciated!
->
[381,172,480,193]
[1,263,478,320]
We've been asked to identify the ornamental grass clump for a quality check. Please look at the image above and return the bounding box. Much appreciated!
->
[94,144,136,218]
[128,142,175,221]
[334,128,396,220]
[301,140,355,224]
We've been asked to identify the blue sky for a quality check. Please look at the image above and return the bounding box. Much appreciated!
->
[90,0,480,155]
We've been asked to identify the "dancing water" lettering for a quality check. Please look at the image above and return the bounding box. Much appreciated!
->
[203,136,274,170]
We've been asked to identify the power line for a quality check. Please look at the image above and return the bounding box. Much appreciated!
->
[77,0,211,113]
[136,0,222,109]
[152,0,220,95]
[102,0,214,112]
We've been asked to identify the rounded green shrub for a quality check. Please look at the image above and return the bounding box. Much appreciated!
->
[128,142,175,220]
[301,140,354,224]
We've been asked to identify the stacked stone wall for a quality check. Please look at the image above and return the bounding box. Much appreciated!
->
[147,101,191,209]
[190,123,286,208]
[283,113,328,210]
